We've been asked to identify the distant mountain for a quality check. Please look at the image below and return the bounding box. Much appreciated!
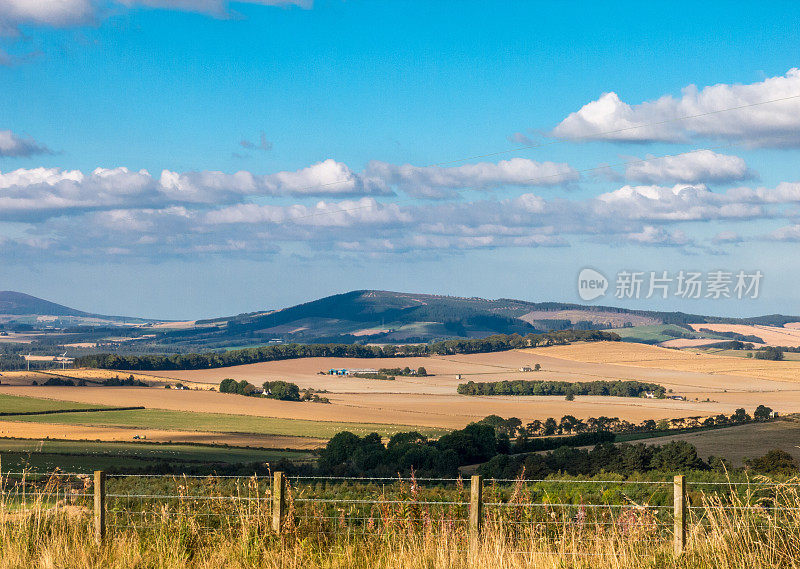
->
[0,291,152,326]
[0,291,94,317]
[4,289,799,351]
[144,290,800,350]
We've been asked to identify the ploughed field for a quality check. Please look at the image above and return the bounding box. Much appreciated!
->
[3,341,800,450]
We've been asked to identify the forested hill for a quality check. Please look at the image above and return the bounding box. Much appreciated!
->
[143,290,800,350]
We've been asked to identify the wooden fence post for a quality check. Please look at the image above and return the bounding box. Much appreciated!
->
[673,474,686,555]
[94,470,106,545]
[272,471,286,533]
[469,475,483,553]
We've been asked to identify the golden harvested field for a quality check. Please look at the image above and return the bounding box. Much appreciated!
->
[688,323,800,346]
[0,420,323,448]
[0,385,702,428]
[7,340,800,448]
[525,341,800,384]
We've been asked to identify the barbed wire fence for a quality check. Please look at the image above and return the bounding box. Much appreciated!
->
[1,470,799,557]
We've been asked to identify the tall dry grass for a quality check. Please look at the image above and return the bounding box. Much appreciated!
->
[0,474,799,569]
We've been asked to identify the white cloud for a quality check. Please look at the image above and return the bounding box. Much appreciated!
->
[620,226,691,247]
[595,183,764,222]
[625,150,752,184]
[769,225,800,241]
[205,198,413,227]
[0,0,95,34]
[553,69,800,146]
[0,130,51,157]
[0,160,396,221]
[0,0,309,37]
[365,158,578,198]
[8,157,800,260]
[712,230,741,244]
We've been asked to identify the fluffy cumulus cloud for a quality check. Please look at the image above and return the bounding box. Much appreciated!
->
[625,150,752,185]
[6,154,800,261]
[0,130,51,157]
[0,157,584,222]
[365,158,578,198]
[552,69,800,146]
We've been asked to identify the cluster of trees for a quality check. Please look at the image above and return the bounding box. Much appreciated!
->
[753,346,785,360]
[379,367,428,376]
[697,328,764,344]
[74,330,620,371]
[262,380,301,401]
[218,378,328,403]
[315,406,779,478]
[471,406,774,441]
[479,440,727,479]
[219,378,259,396]
[351,372,396,381]
[457,379,665,399]
[318,423,507,477]
[102,375,148,387]
[39,377,75,386]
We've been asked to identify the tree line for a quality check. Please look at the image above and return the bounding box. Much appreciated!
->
[218,378,329,403]
[314,405,776,478]
[73,330,620,371]
[457,379,665,398]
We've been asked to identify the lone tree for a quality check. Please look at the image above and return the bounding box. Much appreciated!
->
[746,449,798,476]
[753,404,774,422]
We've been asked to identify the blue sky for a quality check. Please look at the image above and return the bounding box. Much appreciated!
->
[2,0,800,319]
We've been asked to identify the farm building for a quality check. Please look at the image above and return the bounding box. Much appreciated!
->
[328,368,379,376]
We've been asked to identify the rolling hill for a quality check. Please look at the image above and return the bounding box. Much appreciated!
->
[133,290,800,350]
[0,291,154,328]
[2,289,800,353]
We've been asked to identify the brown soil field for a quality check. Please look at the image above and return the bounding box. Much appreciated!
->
[628,420,800,466]
[688,323,800,347]
[0,420,324,448]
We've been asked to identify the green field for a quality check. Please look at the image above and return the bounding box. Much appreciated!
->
[0,408,448,439]
[0,438,312,472]
[0,393,109,414]
[608,324,703,344]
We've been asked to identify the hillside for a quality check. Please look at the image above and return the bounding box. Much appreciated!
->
[133,290,800,351]
[3,289,800,354]
[0,291,94,317]
[0,291,153,328]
